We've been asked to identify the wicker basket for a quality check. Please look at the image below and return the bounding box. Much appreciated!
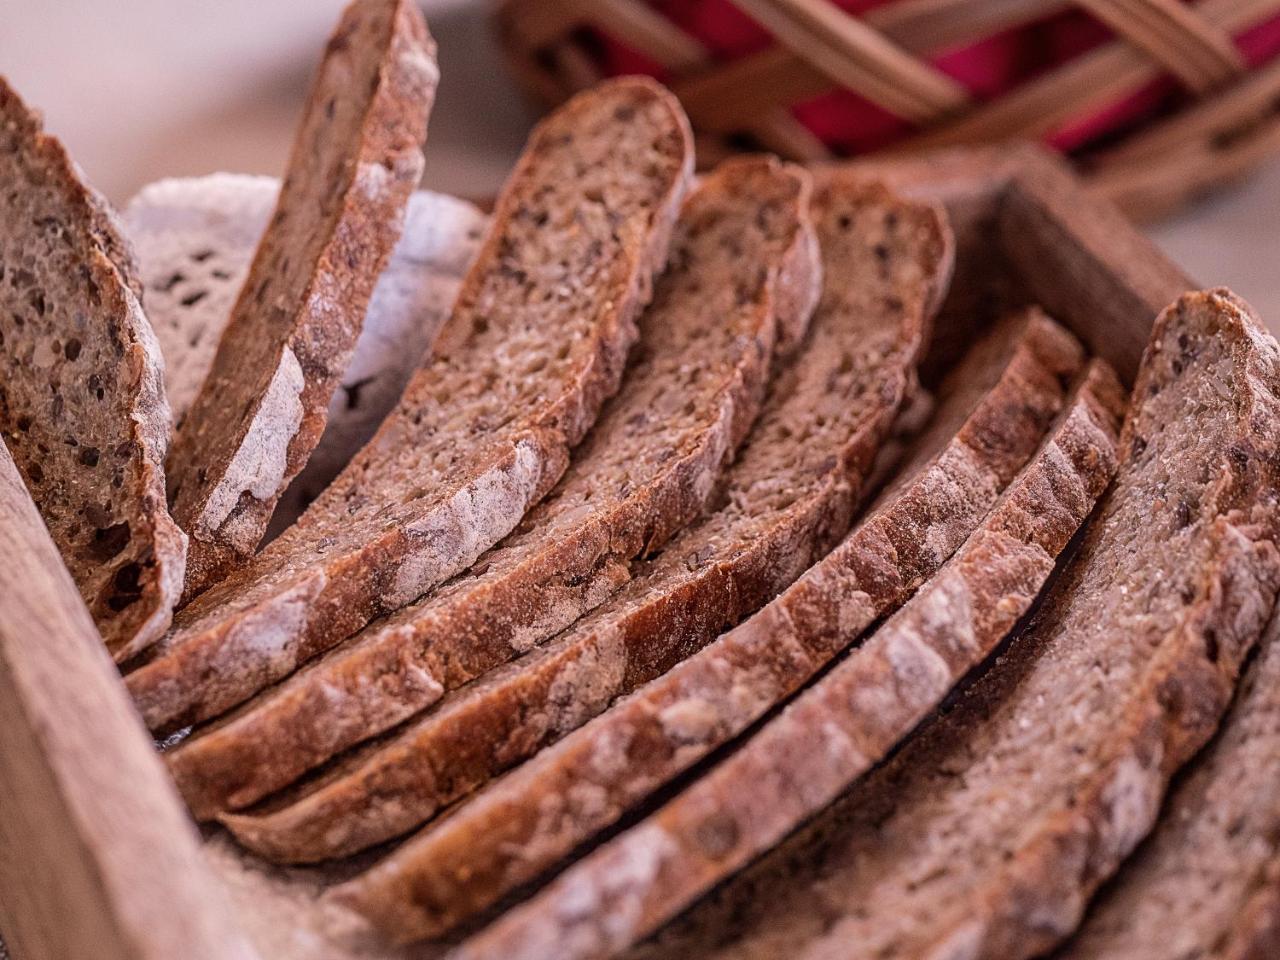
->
[495,0,1280,220]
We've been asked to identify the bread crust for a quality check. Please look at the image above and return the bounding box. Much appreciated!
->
[0,77,187,661]
[167,156,820,819]
[166,0,438,597]
[126,77,695,734]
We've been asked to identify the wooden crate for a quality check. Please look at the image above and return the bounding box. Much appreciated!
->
[0,144,1194,960]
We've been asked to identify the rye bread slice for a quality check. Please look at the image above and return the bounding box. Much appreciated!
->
[166,156,821,819]
[320,177,951,932]
[0,77,187,662]
[124,174,487,532]
[224,306,1077,870]
[1054,608,1280,960]
[166,0,438,597]
[629,289,1280,960]
[327,310,1093,940]
[126,77,695,733]
[472,358,1125,960]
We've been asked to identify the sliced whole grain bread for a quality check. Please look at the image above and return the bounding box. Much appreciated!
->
[165,156,822,818]
[123,173,487,532]
[318,178,952,927]
[324,309,1093,938]
[1054,607,1280,960]
[225,306,1078,869]
[126,77,695,733]
[166,0,438,597]
[624,289,1280,960]
[468,358,1125,960]
[0,76,187,662]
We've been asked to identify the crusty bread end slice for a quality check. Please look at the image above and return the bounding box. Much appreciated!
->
[0,76,187,662]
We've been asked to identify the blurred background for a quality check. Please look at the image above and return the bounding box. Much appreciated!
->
[1,0,1279,324]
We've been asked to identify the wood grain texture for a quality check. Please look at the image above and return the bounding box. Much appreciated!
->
[0,443,256,960]
[999,145,1193,382]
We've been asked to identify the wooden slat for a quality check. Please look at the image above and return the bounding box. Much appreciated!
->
[1001,145,1194,378]
[1077,0,1245,93]
[905,0,1278,149]
[1091,112,1280,218]
[1097,54,1280,164]
[495,0,584,52]
[0,445,256,960]
[585,0,708,71]
[750,109,838,160]
[676,47,830,132]
[868,0,1069,52]
[728,0,969,123]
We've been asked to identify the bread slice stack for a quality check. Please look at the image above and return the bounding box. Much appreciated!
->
[5,3,1280,958]
[167,154,820,820]
[126,75,696,734]
[219,172,946,861]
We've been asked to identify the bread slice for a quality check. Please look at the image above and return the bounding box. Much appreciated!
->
[126,77,695,733]
[317,177,950,928]
[165,0,438,596]
[325,308,1094,939]
[123,174,487,531]
[223,306,1075,867]
[0,77,187,662]
[625,289,1280,960]
[166,155,821,818]
[1054,609,1280,959]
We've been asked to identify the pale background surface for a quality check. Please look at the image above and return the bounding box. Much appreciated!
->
[2,0,1278,326]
